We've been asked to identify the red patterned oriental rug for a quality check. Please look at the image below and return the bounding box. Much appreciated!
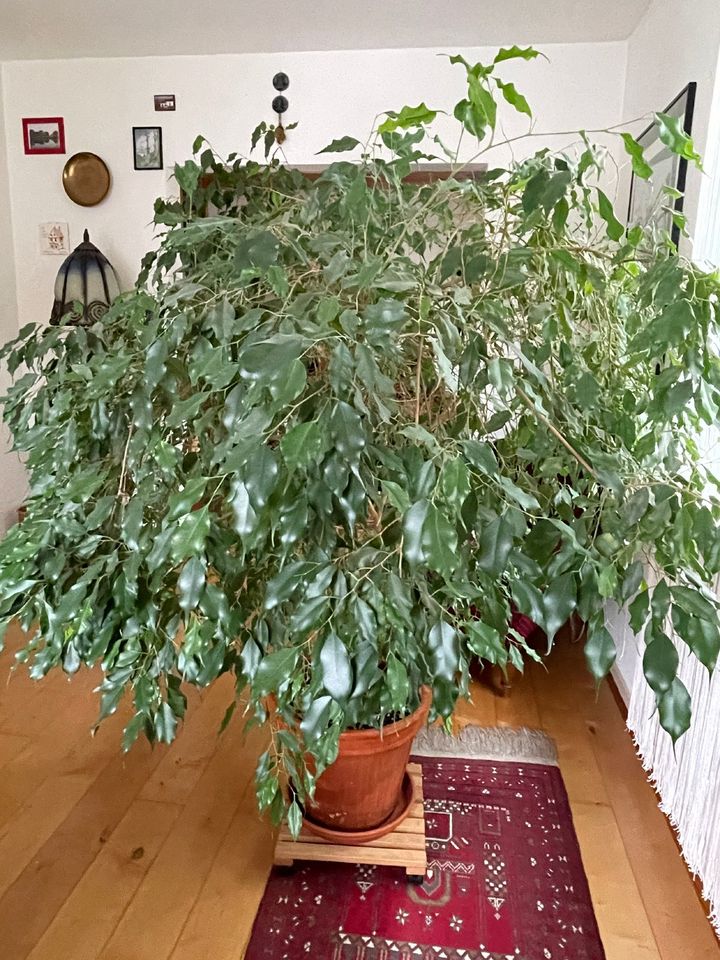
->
[245,726,606,960]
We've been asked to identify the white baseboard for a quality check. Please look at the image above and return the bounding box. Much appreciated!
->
[611,663,632,707]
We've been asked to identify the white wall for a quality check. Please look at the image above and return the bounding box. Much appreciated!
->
[622,0,720,251]
[1,42,628,327]
[0,68,27,532]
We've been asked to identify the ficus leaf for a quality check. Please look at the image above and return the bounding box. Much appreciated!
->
[382,480,411,515]
[250,122,266,152]
[643,626,679,695]
[584,618,616,680]
[235,231,280,271]
[317,136,361,153]
[493,45,542,64]
[467,74,497,130]
[230,480,258,537]
[657,677,692,743]
[319,632,353,703]
[287,800,303,839]
[662,379,694,418]
[477,515,513,576]
[403,500,430,566]
[154,702,178,744]
[543,573,577,642]
[628,589,650,633]
[620,561,645,605]
[428,621,459,681]
[253,648,299,697]
[440,458,471,511]
[512,580,546,629]
[656,112,702,167]
[243,445,279,510]
[281,421,323,470]
[300,695,334,743]
[289,596,329,634]
[167,478,208,522]
[621,132,653,180]
[453,98,487,139]
[622,488,650,526]
[495,80,532,118]
[378,103,437,134]
[422,504,458,575]
[463,440,498,475]
[386,653,410,710]
[597,565,617,599]
[597,189,625,241]
[671,606,720,673]
[650,579,671,623]
[170,507,211,562]
[177,556,206,612]
[670,585,718,622]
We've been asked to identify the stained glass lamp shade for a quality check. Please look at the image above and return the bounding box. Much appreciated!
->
[50,229,120,325]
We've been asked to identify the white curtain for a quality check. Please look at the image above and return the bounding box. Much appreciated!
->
[628,644,720,932]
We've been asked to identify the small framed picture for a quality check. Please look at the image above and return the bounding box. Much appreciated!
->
[38,222,70,255]
[133,126,163,170]
[23,117,65,155]
[154,94,176,112]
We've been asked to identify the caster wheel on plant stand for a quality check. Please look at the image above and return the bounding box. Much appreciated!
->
[407,874,425,886]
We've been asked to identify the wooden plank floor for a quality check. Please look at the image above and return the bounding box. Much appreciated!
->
[0,622,717,960]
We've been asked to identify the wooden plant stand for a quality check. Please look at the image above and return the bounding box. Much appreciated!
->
[273,762,427,883]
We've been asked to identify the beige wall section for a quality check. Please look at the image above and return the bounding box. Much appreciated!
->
[0,67,26,533]
[1,42,628,327]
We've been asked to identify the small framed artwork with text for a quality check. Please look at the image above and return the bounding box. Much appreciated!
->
[133,126,163,170]
[154,94,176,112]
[23,117,65,155]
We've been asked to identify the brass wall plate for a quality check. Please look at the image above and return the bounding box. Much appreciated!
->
[62,152,111,207]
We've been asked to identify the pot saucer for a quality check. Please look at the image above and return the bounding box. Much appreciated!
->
[302,771,416,844]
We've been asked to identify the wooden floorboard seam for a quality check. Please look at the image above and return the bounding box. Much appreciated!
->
[584,722,665,960]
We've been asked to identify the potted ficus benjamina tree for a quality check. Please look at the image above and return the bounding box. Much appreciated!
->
[1,47,719,839]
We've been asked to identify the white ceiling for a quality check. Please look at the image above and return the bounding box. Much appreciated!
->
[0,0,651,61]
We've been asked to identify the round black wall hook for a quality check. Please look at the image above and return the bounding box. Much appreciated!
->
[273,72,290,92]
[272,95,289,115]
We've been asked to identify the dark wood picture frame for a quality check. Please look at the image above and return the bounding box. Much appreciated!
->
[154,94,176,112]
[133,126,163,171]
[22,117,65,155]
[627,82,697,248]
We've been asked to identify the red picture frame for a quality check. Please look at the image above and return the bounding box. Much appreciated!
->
[22,117,65,155]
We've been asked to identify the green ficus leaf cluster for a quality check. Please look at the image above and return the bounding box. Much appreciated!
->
[0,49,716,829]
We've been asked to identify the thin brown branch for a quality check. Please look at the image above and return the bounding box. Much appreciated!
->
[515,386,598,479]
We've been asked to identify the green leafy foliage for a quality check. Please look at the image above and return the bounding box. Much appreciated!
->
[496,80,532,118]
[597,189,625,241]
[0,47,716,830]
[378,103,437,134]
[657,677,692,743]
[656,113,702,167]
[620,133,653,180]
[318,137,362,154]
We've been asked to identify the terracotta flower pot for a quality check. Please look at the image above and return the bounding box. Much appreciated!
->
[304,685,432,835]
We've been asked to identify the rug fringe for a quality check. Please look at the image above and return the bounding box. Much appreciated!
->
[412,724,558,766]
